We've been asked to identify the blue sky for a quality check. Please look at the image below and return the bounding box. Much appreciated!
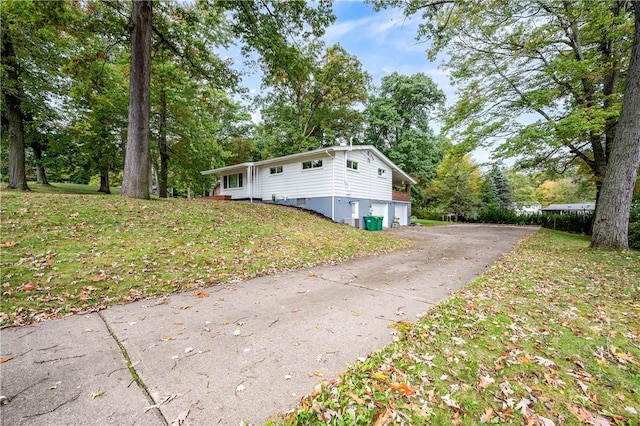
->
[325,1,452,100]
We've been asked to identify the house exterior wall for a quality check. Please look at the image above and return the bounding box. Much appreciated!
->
[255,153,336,200]
[332,150,392,201]
[210,146,413,226]
[220,171,249,199]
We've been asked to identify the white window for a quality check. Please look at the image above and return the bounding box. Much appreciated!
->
[223,173,243,189]
[378,168,387,178]
[270,165,283,175]
[302,159,323,170]
[347,160,358,170]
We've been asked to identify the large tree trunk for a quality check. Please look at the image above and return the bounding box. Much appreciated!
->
[98,170,111,194]
[1,22,29,191]
[32,140,49,185]
[591,5,640,250]
[120,0,152,199]
[158,88,168,198]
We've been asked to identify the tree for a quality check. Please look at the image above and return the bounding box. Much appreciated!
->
[481,167,514,209]
[118,0,334,198]
[121,0,152,199]
[257,42,369,157]
[591,4,640,249]
[373,0,636,243]
[363,72,446,205]
[429,153,482,220]
[1,19,28,190]
[1,1,76,190]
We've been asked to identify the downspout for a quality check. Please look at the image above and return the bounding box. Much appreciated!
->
[248,165,253,203]
[325,150,335,221]
[344,143,351,195]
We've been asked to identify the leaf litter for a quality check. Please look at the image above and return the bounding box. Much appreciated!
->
[267,230,640,425]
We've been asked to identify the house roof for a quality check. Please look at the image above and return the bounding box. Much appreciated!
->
[201,145,417,185]
[541,203,595,211]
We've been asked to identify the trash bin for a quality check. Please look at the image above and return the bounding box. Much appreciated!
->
[363,215,377,231]
[376,216,384,230]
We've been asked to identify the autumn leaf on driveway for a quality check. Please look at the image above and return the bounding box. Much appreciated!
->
[193,291,209,298]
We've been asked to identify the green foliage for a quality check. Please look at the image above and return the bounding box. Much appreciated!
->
[480,167,513,209]
[474,207,594,235]
[257,42,369,158]
[629,195,640,250]
[429,153,482,220]
[373,0,634,200]
[363,72,446,203]
[411,207,442,221]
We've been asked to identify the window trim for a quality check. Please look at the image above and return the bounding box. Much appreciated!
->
[302,159,323,170]
[270,165,283,175]
[223,172,243,189]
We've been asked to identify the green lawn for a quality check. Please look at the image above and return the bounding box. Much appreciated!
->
[0,184,410,326]
[270,229,640,425]
[411,218,450,227]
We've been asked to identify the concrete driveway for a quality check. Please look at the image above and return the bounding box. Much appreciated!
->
[0,224,537,425]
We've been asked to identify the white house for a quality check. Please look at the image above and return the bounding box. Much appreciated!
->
[541,203,595,215]
[200,145,417,228]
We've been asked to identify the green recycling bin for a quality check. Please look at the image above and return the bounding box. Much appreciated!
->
[375,216,384,230]
[363,215,377,231]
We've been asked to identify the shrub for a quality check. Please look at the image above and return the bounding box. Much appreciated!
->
[473,207,592,234]
[412,208,443,221]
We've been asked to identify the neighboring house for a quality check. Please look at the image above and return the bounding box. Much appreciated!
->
[513,203,542,215]
[541,203,595,215]
[201,145,416,228]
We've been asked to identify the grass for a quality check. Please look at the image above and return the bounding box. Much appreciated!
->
[0,183,410,326]
[411,219,449,227]
[270,229,640,425]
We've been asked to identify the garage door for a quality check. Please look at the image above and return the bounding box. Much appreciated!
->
[371,202,389,228]
[395,204,408,226]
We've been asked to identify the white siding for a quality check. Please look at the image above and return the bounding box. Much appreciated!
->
[219,171,249,199]
[256,154,336,200]
[334,150,392,201]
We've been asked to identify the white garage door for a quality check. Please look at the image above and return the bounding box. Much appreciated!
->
[371,202,389,228]
[395,204,408,226]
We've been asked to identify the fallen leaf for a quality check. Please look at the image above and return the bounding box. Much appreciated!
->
[348,391,365,405]
[90,390,105,399]
[0,241,17,247]
[373,408,394,426]
[170,408,190,426]
[515,398,532,417]
[193,291,209,298]
[0,356,14,364]
[480,407,494,423]
[390,381,416,396]
[89,275,107,282]
[479,374,495,389]
[22,283,38,291]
